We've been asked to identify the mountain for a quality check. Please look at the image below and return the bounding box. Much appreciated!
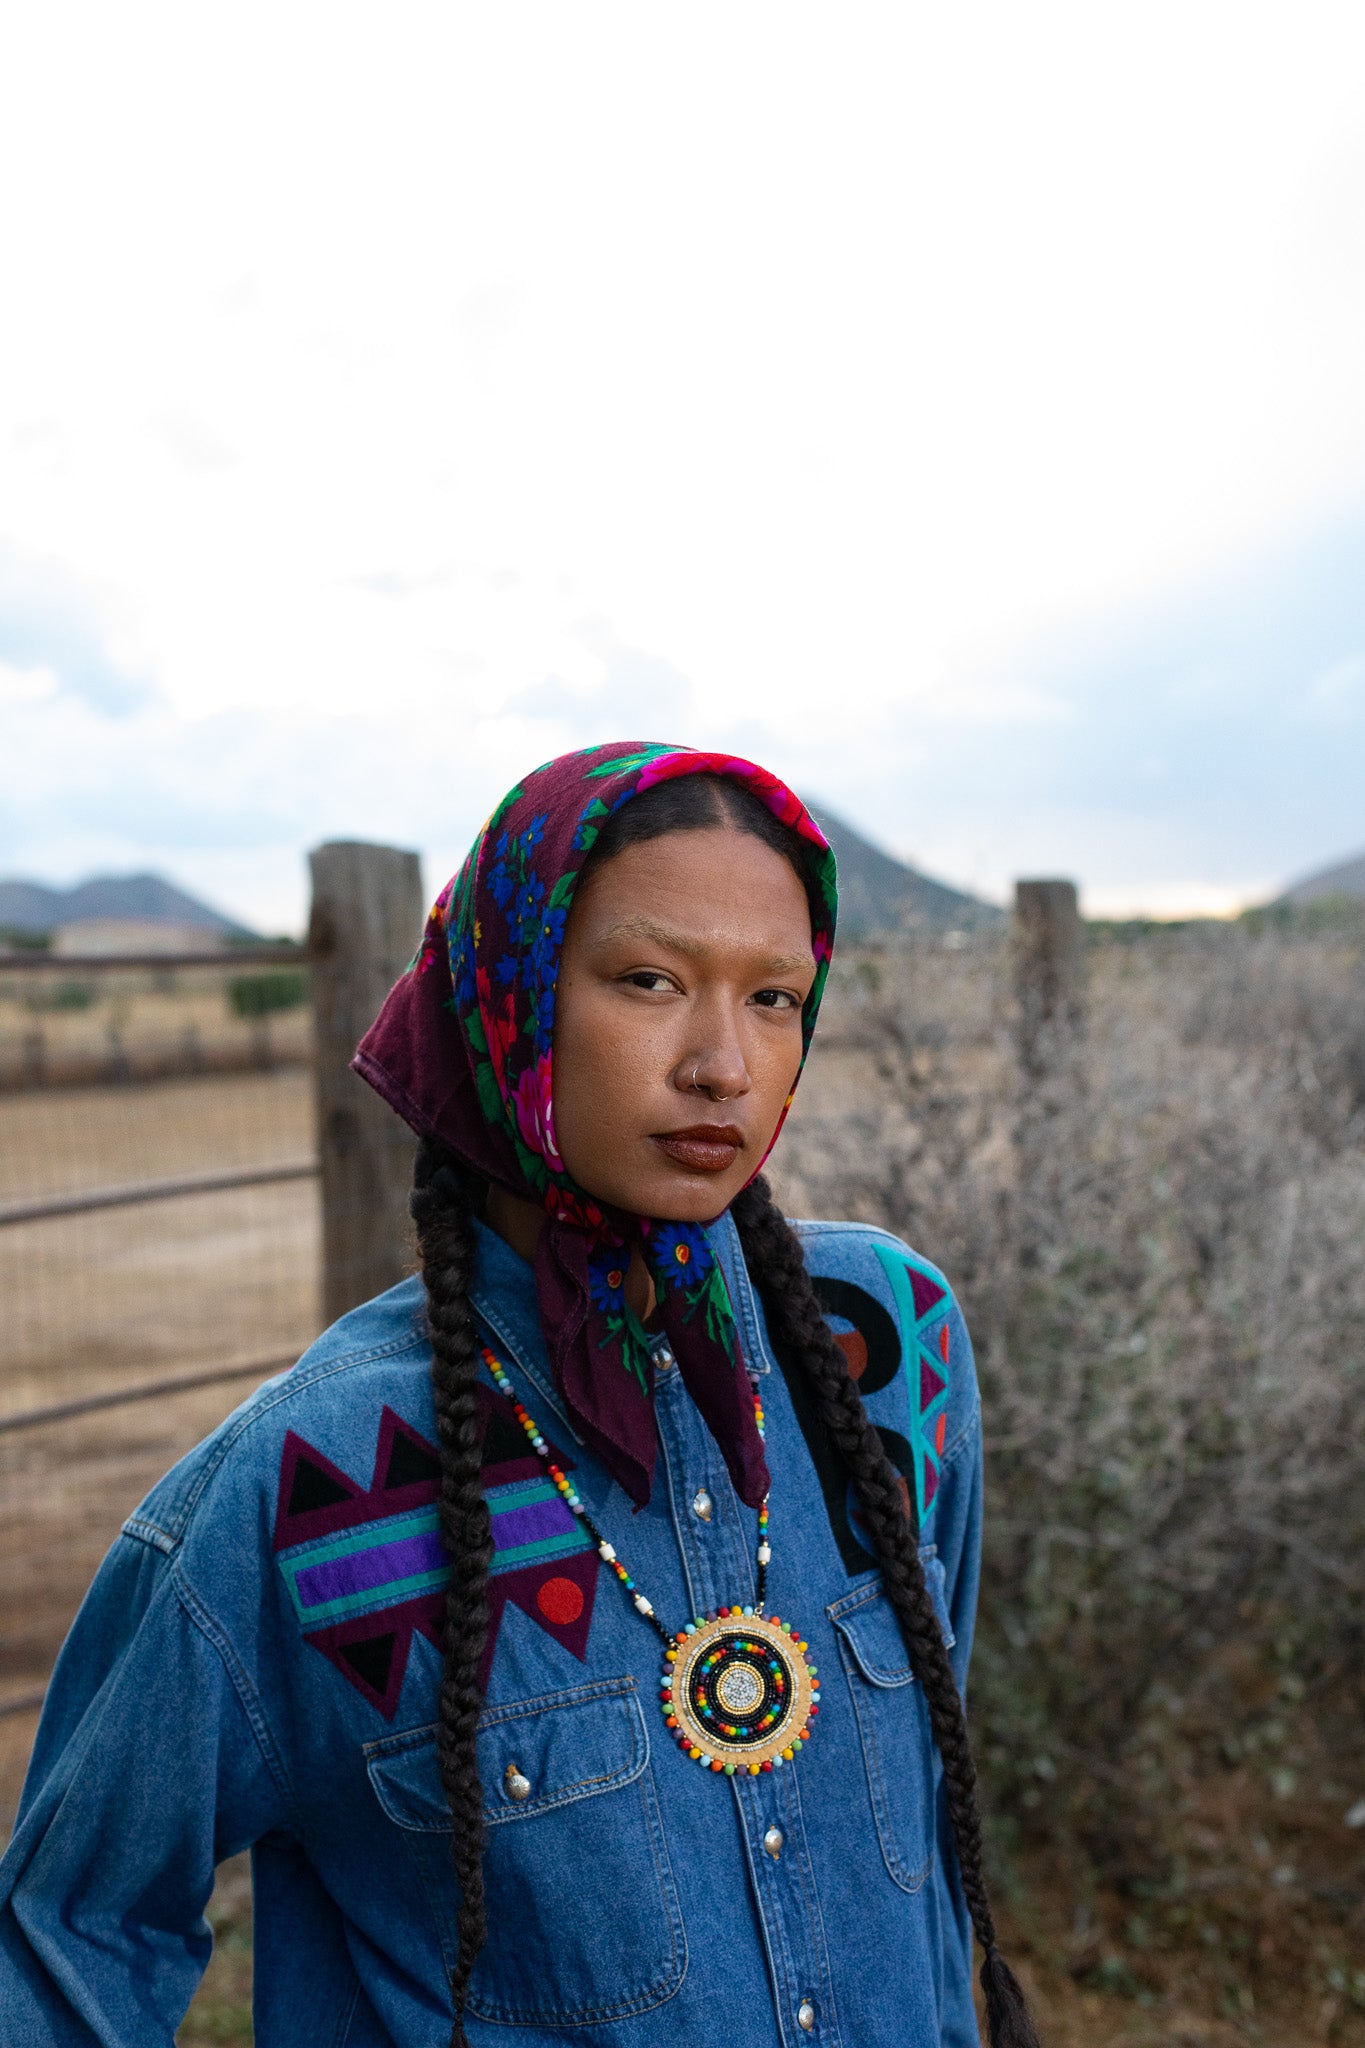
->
[0,872,257,938]
[1279,849,1365,906]
[806,806,1002,939]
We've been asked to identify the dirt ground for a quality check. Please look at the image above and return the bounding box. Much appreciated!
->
[0,1069,320,1816]
[0,1069,318,1413]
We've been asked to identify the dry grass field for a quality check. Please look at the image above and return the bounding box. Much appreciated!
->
[0,963,310,1091]
[2,927,1362,2045]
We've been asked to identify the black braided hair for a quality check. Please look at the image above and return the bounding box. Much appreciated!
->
[408,770,1039,2046]
[410,1140,492,2047]
[732,1173,1040,2048]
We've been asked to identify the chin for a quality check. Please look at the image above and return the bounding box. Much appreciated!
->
[638,1172,741,1224]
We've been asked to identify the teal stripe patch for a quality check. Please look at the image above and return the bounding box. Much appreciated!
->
[485,1476,560,1512]
[488,1526,594,1575]
[279,1506,439,1573]
[281,1562,450,1629]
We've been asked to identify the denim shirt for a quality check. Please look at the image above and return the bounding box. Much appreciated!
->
[0,1212,984,2048]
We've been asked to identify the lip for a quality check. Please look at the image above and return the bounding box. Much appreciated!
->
[651,1123,745,1173]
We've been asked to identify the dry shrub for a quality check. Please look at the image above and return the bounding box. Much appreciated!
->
[774,922,1365,1992]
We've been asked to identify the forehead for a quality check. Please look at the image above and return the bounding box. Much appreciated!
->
[571,826,814,956]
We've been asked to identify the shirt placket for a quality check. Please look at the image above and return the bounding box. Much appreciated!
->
[652,1352,844,2048]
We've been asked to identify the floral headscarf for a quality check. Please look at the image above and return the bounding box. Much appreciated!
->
[353,741,837,1510]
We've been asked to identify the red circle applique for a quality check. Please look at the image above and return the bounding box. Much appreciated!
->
[536,1576,585,1625]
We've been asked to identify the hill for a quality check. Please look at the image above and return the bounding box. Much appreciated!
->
[806,805,1001,939]
[0,872,256,940]
[1279,847,1365,906]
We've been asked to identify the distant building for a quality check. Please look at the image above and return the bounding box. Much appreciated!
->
[51,918,229,957]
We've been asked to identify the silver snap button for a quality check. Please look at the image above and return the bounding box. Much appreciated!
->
[763,1825,783,1859]
[503,1764,531,1802]
[797,2000,816,2031]
[653,1344,675,1371]
[692,1488,713,1522]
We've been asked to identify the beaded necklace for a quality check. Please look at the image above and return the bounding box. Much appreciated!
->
[481,1344,821,1777]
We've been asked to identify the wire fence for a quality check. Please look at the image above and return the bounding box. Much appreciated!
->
[0,845,424,1787]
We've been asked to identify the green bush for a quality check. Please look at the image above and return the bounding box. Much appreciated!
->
[227,971,308,1020]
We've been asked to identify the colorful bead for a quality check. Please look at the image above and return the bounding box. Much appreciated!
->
[484,1343,815,1778]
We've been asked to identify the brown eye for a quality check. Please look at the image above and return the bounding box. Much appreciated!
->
[751,988,800,1011]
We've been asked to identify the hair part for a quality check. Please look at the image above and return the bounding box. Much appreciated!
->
[583,770,824,933]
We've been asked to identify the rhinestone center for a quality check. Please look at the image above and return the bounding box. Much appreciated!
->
[716,1663,765,1714]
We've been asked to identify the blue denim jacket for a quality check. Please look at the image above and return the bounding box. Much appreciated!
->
[0,1212,984,2047]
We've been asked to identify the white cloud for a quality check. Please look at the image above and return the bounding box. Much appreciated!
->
[0,662,59,707]
[4,3,1365,919]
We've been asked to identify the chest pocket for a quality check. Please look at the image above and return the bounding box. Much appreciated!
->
[365,1676,686,2026]
[827,1548,957,1894]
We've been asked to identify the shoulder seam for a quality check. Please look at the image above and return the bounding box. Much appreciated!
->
[143,1325,431,1547]
[792,1218,951,1284]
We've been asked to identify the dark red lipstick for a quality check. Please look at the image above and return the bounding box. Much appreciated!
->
[651,1123,744,1173]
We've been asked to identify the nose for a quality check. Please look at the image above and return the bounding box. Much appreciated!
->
[676,1020,750,1104]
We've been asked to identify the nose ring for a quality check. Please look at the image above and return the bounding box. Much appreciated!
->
[689,1061,730,1104]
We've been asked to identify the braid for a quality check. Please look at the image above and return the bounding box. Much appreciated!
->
[733,1176,1040,2048]
[410,1137,493,2047]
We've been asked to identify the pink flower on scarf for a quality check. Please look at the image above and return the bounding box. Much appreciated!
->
[511,1051,564,1171]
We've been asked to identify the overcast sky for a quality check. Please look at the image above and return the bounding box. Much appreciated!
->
[3,4,1365,928]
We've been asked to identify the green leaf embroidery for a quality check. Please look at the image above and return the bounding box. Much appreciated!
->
[584,746,669,779]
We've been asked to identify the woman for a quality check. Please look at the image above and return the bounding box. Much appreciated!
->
[0,742,1037,2048]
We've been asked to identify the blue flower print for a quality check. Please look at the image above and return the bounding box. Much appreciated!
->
[487,858,514,911]
[513,874,546,947]
[451,932,477,1009]
[495,954,518,988]
[520,906,568,992]
[654,1222,713,1291]
[588,1246,628,1317]
[522,813,548,854]
[528,982,556,1053]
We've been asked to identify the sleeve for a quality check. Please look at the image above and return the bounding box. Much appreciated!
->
[0,1528,292,2046]
[927,1293,986,2048]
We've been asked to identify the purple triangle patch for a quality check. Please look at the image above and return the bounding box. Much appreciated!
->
[909,1267,946,1322]
[275,1385,602,1717]
[920,1354,947,1408]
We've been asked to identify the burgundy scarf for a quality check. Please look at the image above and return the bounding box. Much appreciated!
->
[353,741,837,1509]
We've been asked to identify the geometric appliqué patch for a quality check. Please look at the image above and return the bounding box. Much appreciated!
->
[872,1243,952,1526]
[273,1384,601,1718]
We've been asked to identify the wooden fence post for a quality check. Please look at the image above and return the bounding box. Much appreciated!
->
[1012,879,1086,1080]
[309,841,424,1325]
[1012,878,1086,1267]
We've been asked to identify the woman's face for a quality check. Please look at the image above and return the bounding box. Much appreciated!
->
[552,824,817,1220]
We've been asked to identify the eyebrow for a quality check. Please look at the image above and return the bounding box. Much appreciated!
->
[601,917,813,977]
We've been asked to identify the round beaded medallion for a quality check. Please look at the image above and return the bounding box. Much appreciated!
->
[483,1342,820,1785]
[660,1609,820,1776]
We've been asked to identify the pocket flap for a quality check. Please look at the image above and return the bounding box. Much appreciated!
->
[366,1677,648,1831]
[828,1549,956,1687]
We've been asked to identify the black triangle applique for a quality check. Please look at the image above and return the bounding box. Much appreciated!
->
[383,1429,442,1490]
[481,1405,532,1470]
[288,1453,355,1517]
[339,1633,397,1694]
